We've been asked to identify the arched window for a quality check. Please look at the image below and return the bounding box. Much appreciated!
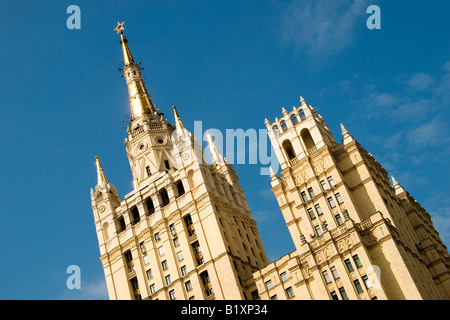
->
[290,114,298,124]
[131,206,140,225]
[175,180,185,197]
[118,216,126,233]
[103,222,110,241]
[280,121,287,131]
[146,197,155,215]
[272,125,279,132]
[187,170,195,188]
[159,188,170,207]
[282,140,296,160]
[300,129,315,150]
[299,109,306,120]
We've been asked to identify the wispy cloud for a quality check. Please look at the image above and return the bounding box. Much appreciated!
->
[407,73,435,91]
[60,278,108,300]
[280,0,366,63]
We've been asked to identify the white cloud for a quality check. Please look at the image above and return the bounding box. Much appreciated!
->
[60,278,108,300]
[408,116,450,148]
[280,0,365,62]
[407,73,435,91]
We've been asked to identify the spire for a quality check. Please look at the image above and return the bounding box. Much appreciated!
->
[340,123,354,145]
[300,96,307,108]
[115,21,134,66]
[340,123,350,138]
[114,21,156,119]
[95,156,108,189]
[206,131,225,166]
[172,106,189,141]
[391,176,405,195]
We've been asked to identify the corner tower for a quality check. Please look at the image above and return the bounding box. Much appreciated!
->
[91,22,269,300]
[252,96,450,300]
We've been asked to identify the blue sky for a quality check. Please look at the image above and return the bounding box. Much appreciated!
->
[1,0,449,299]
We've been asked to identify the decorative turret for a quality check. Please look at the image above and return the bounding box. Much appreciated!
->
[90,156,118,200]
[206,131,226,167]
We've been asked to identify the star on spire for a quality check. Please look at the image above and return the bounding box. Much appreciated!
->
[114,21,125,34]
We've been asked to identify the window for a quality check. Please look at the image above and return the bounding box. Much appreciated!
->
[271,295,279,300]
[118,216,126,233]
[164,160,170,170]
[185,280,193,291]
[280,120,287,131]
[282,140,296,160]
[154,232,161,241]
[131,206,140,225]
[290,114,298,124]
[353,255,363,268]
[139,241,146,252]
[354,279,364,294]
[315,204,323,216]
[307,208,316,220]
[251,290,259,300]
[335,214,344,226]
[286,287,295,299]
[165,275,172,285]
[175,180,185,197]
[320,180,328,191]
[272,125,278,132]
[335,193,344,204]
[158,246,165,256]
[280,271,288,282]
[330,291,339,300]
[301,191,308,202]
[146,198,155,214]
[184,215,195,236]
[301,129,315,150]
[315,225,323,237]
[169,223,176,234]
[143,255,149,265]
[146,269,153,279]
[177,251,184,261]
[299,109,306,120]
[327,176,335,187]
[189,296,195,300]
[161,260,168,270]
[327,197,336,208]
[173,237,180,247]
[362,275,372,289]
[146,166,151,177]
[181,265,188,276]
[308,187,315,198]
[169,289,176,300]
[322,270,332,283]
[149,284,156,295]
[345,259,354,272]
[160,188,170,207]
[339,287,349,300]
[265,280,273,290]
[331,266,340,279]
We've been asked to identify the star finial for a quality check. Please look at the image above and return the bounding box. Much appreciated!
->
[114,21,125,34]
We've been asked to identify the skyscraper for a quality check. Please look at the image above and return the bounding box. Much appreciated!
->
[90,22,268,300]
[91,22,450,300]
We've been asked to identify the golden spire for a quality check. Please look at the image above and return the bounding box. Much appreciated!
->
[114,21,134,66]
[114,21,157,119]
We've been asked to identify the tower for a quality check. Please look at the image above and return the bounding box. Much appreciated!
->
[252,97,450,300]
[90,22,269,300]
